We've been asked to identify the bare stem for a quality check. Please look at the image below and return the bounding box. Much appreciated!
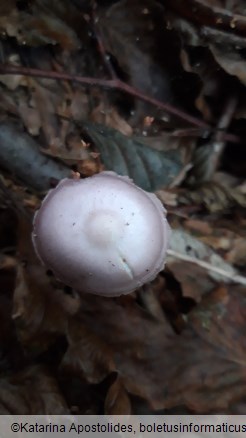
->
[0,63,241,143]
[0,63,210,128]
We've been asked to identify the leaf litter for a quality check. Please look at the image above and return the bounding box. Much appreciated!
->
[0,0,245,415]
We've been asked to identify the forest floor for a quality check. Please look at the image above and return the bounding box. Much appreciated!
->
[0,0,246,415]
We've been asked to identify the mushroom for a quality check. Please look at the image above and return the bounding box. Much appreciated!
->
[32,171,170,296]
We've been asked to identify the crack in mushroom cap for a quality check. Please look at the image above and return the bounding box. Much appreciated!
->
[32,171,170,296]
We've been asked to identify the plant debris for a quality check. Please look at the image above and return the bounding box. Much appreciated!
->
[0,0,245,415]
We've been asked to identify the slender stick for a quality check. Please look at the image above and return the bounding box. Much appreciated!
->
[0,64,241,143]
[0,63,210,128]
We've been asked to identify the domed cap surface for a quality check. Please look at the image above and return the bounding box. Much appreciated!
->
[32,171,170,296]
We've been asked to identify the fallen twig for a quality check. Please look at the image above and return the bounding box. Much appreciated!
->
[0,63,211,129]
[0,63,240,144]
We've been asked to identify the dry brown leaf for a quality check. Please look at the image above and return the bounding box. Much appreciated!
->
[31,82,63,149]
[0,0,15,15]
[13,262,67,348]
[210,43,246,86]
[0,0,246,417]
[57,284,246,412]
[0,55,29,90]
[90,103,133,136]
[13,218,80,351]
[0,266,22,375]
[178,182,246,212]
[105,377,132,415]
[0,366,68,414]
[0,9,80,50]
[67,89,90,122]
[162,285,246,412]
[62,293,174,409]
[167,260,215,301]
[225,237,246,266]
[156,189,178,207]
[98,0,177,120]
[62,320,116,384]
[18,100,42,136]
[184,219,213,235]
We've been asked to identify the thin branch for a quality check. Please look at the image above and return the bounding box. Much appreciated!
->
[0,64,241,143]
[167,249,246,286]
[0,63,210,128]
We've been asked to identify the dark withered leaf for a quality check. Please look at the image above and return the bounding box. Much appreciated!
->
[0,267,23,374]
[20,14,81,49]
[0,366,68,414]
[32,0,90,42]
[164,0,246,38]
[13,262,68,351]
[63,285,246,412]
[166,0,246,124]
[98,0,175,119]
[167,260,215,302]
[210,43,246,86]
[143,285,246,413]
[13,218,79,353]
[0,0,16,16]
[178,181,246,212]
[61,321,116,384]
[97,0,201,123]
[104,377,131,415]
[82,122,182,191]
[0,5,81,49]
[181,285,246,411]
[0,0,245,417]
[63,293,174,410]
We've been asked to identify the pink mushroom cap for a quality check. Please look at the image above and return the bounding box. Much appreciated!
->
[32,171,170,296]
